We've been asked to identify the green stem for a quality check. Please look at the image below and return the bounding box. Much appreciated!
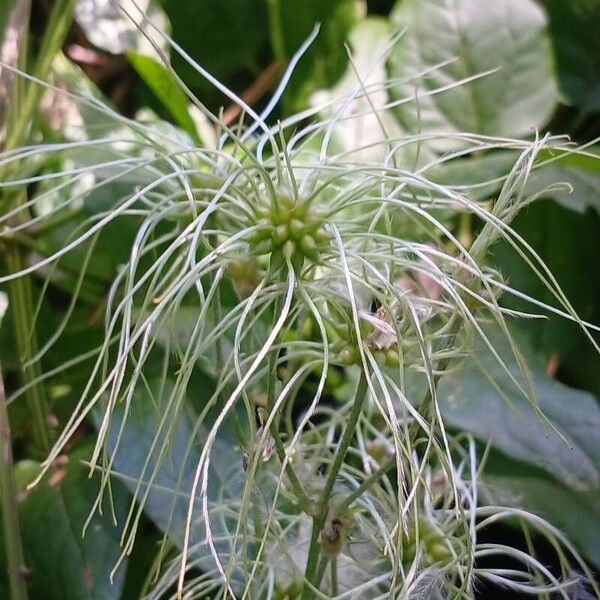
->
[334,454,396,515]
[314,556,329,590]
[5,247,50,453]
[0,360,29,600]
[0,0,76,453]
[1,0,76,164]
[266,288,312,512]
[331,557,338,596]
[301,369,369,599]
[266,0,286,62]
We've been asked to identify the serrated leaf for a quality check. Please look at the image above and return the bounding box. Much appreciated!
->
[388,0,558,143]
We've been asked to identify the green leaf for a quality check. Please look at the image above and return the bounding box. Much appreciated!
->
[491,200,600,397]
[540,0,600,112]
[526,149,600,214]
[273,0,359,109]
[127,51,199,142]
[427,150,518,201]
[104,380,243,575]
[527,163,600,214]
[437,325,600,490]
[310,18,413,165]
[388,0,558,141]
[483,458,600,567]
[161,0,269,103]
[15,444,130,600]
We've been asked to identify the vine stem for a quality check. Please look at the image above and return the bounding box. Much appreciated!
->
[300,316,463,598]
[5,246,50,453]
[1,0,76,453]
[334,454,396,515]
[266,276,312,511]
[301,369,369,599]
[0,358,29,600]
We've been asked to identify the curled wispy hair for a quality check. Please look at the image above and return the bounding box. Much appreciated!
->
[1,2,599,598]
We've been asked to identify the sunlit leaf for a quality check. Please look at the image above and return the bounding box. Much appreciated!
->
[388,0,558,143]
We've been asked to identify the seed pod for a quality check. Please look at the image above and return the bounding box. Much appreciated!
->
[290,250,305,274]
[289,218,305,236]
[247,219,271,241]
[300,235,319,260]
[385,348,400,367]
[320,512,353,558]
[273,223,289,243]
[249,239,273,256]
[337,347,357,366]
[313,226,331,242]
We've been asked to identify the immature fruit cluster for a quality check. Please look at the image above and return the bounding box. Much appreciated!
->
[402,517,453,566]
[246,193,330,272]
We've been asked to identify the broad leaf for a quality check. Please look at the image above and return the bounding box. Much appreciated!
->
[526,149,600,214]
[491,199,600,397]
[105,380,244,576]
[161,0,268,104]
[15,444,129,600]
[482,457,600,567]
[388,0,558,142]
[427,150,517,201]
[541,0,600,112]
[437,325,600,490]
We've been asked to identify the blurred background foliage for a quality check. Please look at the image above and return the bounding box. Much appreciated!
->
[0,0,599,598]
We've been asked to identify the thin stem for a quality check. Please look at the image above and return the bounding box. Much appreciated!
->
[334,454,396,515]
[0,360,29,600]
[314,557,329,590]
[331,557,338,596]
[266,0,286,62]
[5,247,50,453]
[301,369,369,599]
[0,0,76,453]
[266,283,312,512]
[1,0,76,165]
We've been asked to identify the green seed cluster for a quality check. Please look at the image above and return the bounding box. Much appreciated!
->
[402,518,456,566]
[247,194,330,272]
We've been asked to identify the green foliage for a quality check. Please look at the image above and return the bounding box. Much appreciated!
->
[541,0,600,112]
[437,326,600,489]
[1,0,600,599]
[14,446,129,599]
[127,51,199,142]
[485,461,600,567]
[388,0,558,139]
